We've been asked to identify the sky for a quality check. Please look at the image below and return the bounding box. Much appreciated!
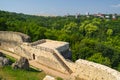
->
[0,0,120,15]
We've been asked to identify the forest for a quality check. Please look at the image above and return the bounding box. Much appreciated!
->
[0,10,120,71]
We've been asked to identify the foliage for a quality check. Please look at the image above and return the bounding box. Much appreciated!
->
[87,53,111,67]
[106,29,113,37]
[0,10,120,71]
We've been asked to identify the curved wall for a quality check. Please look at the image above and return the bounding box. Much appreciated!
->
[69,59,120,80]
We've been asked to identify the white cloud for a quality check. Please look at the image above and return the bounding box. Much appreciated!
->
[111,4,120,8]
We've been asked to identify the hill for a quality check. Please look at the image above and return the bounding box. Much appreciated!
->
[0,10,120,71]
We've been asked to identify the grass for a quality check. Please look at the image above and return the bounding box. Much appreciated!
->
[0,54,46,80]
[0,54,63,80]
[56,77,63,80]
[0,66,46,80]
[5,54,16,63]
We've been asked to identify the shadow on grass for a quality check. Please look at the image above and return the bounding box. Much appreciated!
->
[28,67,41,72]
[3,65,41,73]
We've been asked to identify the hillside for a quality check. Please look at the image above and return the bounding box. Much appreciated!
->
[0,10,120,71]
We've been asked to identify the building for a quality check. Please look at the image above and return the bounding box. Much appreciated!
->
[94,13,105,18]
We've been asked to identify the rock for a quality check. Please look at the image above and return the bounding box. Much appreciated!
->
[0,52,10,66]
[0,57,4,62]
[0,61,3,67]
[3,58,10,65]
[18,57,29,69]
[12,63,19,69]
[12,57,29,70]
[0,57,10,66]
[0,57,4,66]
[43,75,56,80]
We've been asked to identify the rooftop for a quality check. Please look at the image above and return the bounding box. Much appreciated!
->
[36,39,69,49]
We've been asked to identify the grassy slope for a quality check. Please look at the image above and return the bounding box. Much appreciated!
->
[0,54,46,80]
[0,66,46,80]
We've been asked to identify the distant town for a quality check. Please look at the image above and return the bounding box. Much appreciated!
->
[35,12,120,20]
[64,12,120,20]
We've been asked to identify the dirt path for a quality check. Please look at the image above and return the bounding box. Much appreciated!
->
[30,60,70,79]
[0,48,70,79]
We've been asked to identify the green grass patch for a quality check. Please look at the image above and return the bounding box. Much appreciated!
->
[5,54,16,63]
[0,66,46,80]
[56,77,63,80]
[0,54,46,80]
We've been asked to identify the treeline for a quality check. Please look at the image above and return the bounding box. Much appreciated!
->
[0,10,120,71]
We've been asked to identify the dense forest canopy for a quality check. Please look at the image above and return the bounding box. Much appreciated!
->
[0,10,120,71]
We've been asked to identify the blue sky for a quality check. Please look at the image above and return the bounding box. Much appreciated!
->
[0,0,120,15]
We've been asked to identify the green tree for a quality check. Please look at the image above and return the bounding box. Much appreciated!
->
[85,23,98,37]
[106,29,113,37]
[79,20,98,37]
[87,53,111,67]
[63,22,78,34]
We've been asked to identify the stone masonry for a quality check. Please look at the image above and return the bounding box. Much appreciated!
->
[0,31,120,80]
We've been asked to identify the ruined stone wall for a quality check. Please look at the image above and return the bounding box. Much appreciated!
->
[60,49,72,59]
[56,44,69,52]
[0,31,120,80]
[45,39,69,52]
[8,42,120,80]
[0,31,30,43]
[30,39,46,46]
[20,44,68,73]
[0,40,21,57]
[0,31,31,58]
[69,59,120,80]
[14,45,31,59]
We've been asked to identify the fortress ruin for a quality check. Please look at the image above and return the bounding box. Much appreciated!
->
[0,31,120,80]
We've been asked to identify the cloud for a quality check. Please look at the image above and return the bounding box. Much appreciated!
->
[111,4,120,8]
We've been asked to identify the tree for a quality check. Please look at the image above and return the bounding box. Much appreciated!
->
[0,18,7,30]
[63,22,78,34]
[44,30,57,40]
[106,29,113,37]
[87,53,111,67]
[79,20,99,37]
[85,23,98,37]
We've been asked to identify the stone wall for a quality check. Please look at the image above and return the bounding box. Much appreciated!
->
[60,49,72,59]
[30,39,46,46]
[0,31,120,80]
[19,44,68,73]
[8,43,120,80]
[0,40,21,57]
[0,31,30,43]
[69,59,120,80]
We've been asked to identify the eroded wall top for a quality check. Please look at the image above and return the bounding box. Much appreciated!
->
[0,31,30,43]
